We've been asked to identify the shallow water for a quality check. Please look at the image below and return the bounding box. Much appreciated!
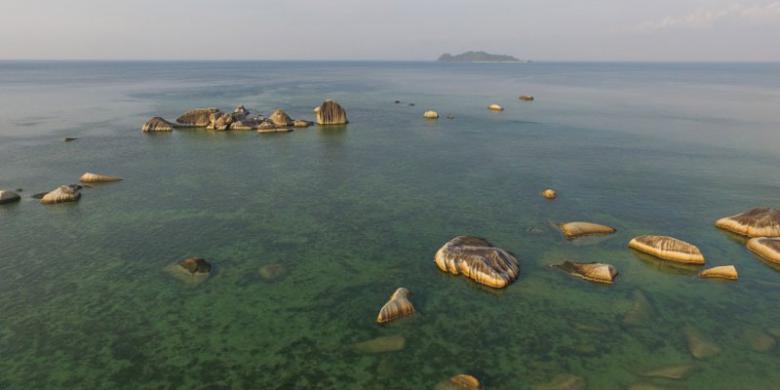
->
[1,61,780,389]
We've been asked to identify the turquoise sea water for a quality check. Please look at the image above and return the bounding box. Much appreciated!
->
[1,61,779,389]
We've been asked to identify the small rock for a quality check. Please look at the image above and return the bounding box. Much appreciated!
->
[64,137,77,142]
[519,95,535,101]
[394,100,401,104]
[234,105,249,115]
[699,265,738,280]
[623,289,654,326]
[376,287,415,324]
[488,103,504,112]
[558,221,616,240]
[408,103,415,107]
[177,257,212,275]
[629,235,705,265]
[269,109,293,127]
[352,335,405,354]
[177,108,220,127]
[552,261,618,284]
[0,190,21,205]
[424,111,440,120]
[80,172,122,183]
[258,263,286,282]
[542,189,557,200]
[446,115,455,120]
[293,119,313,128]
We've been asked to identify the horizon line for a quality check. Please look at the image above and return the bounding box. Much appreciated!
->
[0,58,779,64]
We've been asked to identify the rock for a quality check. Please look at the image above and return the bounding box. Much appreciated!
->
[234,105,248,115]
[0,190,21,205]
[258,263,286,282]
[531,374,586,390]
[64,137,77,142]
[424,111,440,120]
[293,119,313,128]
[542,189,557,200]
[376,287,415,324]
[177,257,211,275]
[408,103,415,107]
[519,95,535,101]
[747,237,780,264]
[434,374,482,390]
[552,261,618,284]
[79,172,122,183]
[314,99,348,125]
[352,335,405,353]
[558,221,616,240]
[394,100,401,104]
[269,109,293,127]
[207,111,244,130]
[699,265,738,280]
[628,235,705,265]
[628,383,671,390]
[715,208,780,237]
[488,104,504,112]
[642,364,697,380]
[685,327,721,359]
[229,119,259,130]
[257,120,293,133]
[623,289,654,326]
[142,116,175,132]
[446,115,455,120]
[40,185,82,204]
[743,328,776,352]
[434,236,520,288]
[176,108,220,127]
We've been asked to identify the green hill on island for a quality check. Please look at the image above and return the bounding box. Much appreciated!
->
[437,51,521,63]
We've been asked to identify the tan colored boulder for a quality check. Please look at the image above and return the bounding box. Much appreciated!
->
[685,327,720,359]
[519,95,535,101]
[141,116,174,132]
[488,103,504,112]
[434,374,482,390]
[542,189,557,199]
[376,288,415,324]
[747,237,780,264]
[424,111,440,119]
[532,374,585,390]
[699,265,738,280]
[628,235,704,265]
[269,109,293,127]
[314,99,348,125]
[559,222,616,239]
[352,335,405,353]
[0,190,21,205]
[434,236,519,288]
[40,185,82,204]
[553,261,618,284]
[715,208,780,237]
[176,108,220,127]
[79,172,122,183]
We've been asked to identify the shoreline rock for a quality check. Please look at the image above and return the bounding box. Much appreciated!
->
[628,235,705,265]
[434,236,519,288]
[376,287,415,324]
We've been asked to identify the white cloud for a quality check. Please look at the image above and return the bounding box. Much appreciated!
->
[638,2,780,31]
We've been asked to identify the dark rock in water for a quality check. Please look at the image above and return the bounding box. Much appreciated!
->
[177,108,220,127]
[258,263,286,281]
[519,95,535,101]
[446,115,455,120]
[408,103,415,107]
[0,190,21,205]
[234,105,248,115]
[352,335,405,353]
[628,235,704,265]
[142,117,175,132]
[40,184,82,204]
[64,137,77,142]
[716,208,780,237]
[434,235,519,288]
[552,261,618,284]
[376,287,415,324]
[314,99,348,125]
[15,188,23,192]
[434,374,482,390]
[531,374,586,390]
[177,257,211,275]
[394,100,401,104]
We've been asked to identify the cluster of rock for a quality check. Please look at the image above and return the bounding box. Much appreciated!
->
[716,208,780,264]
[0,171,122,208]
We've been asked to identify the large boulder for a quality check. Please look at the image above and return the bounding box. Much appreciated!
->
[552,261,618,284]
[434,236,519,288]
[715,208,780,237]
[558,222,616,240]
[747,237,780,264]
[376,287,415,324]
[314,99,348,125]
[142,117,174,132]
[40,185,82,204]
[628,235,704,264]
[176,108,221,127]
[80,172,122,183]
[269,109,293,127]
[0,190,21,205]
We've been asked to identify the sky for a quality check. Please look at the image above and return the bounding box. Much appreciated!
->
[1,0,778,61]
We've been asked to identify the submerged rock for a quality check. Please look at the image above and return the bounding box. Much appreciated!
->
[142,116,175,132]
[488,103,504,112]
[552,261,618,284]
[531,374,586,390]
[0,190,21,205]
[519,95,535,101]
[314,99,348,125]
[434,236,520,288]
[623,289,654,326]
[269,109,293,127]
[685,327,721,359]
[558,221,616,240]
[628,235,704,265]
[258,263,286,282]
[376,287,415,324]
[641,364,697,380]
[40,185,82,204]
[715,208,780,237]
[64,137,78,142]
[743,328,776,352]
[166,257,212,285]
[352,335,405,353]
[424,111,440,120]
[293,119,313,128]
[176,108,220,127]
[542,189,557,200]
[79,172,122,183]
[177,257,212,275]
[699,265,738,280]
[434,374,482,390]
[747,237,780,264]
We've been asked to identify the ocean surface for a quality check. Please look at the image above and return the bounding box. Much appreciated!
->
[0,61,779,389]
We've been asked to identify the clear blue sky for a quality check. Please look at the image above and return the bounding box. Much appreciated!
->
[1,0,778,61]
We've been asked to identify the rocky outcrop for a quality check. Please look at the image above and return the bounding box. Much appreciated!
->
[716,208,780,237]
[488,104,504,112]
[269,109,293,128]
[434,236,519,288]
[79,172,122,183]
[747,237,780,264]
[558,222,616,239]
[542,189,557,200]
[0,190,21,205]
[435,375,482,390]
[553,261,618,284]
[40,185,82,204]
[376,288,415,324]
[628,235,705,264]
[142,117,174,132]
[352,335,405,353]
[314,99,348,125]
[699,265,738,280]
[176,108,220,127]
[424,111,440,119]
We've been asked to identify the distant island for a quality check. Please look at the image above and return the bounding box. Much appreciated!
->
[437,51,524,63]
